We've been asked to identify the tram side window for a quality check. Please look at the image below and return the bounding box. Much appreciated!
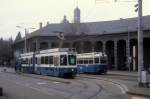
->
[89,59,93,64]
[45,56,48,64]
[49,56,53,64]
[94,58,99,64]
[31,58,33,64]
[26,58,28,64]
[68,55,76,65]
[100,57,107,64]
[84,59,88,64]
[60,55,67,66]
[22,59,27,64]
[35,57,37,64]
[79,59,83,64]
[28,58,31,65]
[41,57,45,64]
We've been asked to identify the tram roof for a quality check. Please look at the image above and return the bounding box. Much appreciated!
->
[39,48,76,54]
[77,52,107,58]
[20,52,34,57]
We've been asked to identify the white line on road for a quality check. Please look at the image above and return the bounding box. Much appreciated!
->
[53,81,60,84]
[37,82,48,85]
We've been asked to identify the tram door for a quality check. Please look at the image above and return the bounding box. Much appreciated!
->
[54,56,59,66]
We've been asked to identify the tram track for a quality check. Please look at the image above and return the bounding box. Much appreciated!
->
[67,77,103,99]
[87,83,103,99]
[76,74,128,94]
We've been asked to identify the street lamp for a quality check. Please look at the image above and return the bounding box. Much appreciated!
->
[116,0,144,86]
[16,26,36,53]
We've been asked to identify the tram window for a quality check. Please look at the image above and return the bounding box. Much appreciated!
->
[41,57,45,64]
[26,58,28,64]
[100,57,107,64]
[77,60,79,64]
[54,56,59,66]
[68,55,76,65]
[49,56,53,64]
[35,57,37,64]
[31,58,33,64]
[84,59,88,64]
[37,57,41,65]
[89,59,93,64]
[22,59,26,64]
[45,56,48,64]
[94,58,99,64]
[60,55,67,66]
[28,58,31,65]
[79,60,83,64]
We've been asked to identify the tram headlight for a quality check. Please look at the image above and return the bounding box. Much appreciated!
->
[72,69,74,71]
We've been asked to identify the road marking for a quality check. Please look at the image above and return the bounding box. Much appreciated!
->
[37,82,47,85]
[53,81,60,84]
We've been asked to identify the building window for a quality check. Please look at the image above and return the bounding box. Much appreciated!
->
[40,42,48,50]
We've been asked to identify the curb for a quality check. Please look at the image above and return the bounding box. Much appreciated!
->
[107,72,137,77]
[126,91,150,98]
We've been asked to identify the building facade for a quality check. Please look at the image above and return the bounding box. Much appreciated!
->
[13,7,150,71]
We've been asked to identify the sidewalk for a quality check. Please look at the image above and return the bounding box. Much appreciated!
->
[106,71,150,97]
[108,70,138,77]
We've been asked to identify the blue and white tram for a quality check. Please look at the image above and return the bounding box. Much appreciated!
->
[35,48,77,77]
[16,48,77,78]
[19,52,35,74]
[77,52,107,74]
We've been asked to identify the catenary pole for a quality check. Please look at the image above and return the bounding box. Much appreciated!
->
[137,0,143,86]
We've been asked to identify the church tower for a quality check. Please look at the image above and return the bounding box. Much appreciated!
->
[61,15,69,23]
[74,6,80,23]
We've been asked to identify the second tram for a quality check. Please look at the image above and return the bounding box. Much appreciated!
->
[77,52,107,74]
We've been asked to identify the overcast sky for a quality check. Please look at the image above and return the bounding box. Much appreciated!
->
[0,0,150,39]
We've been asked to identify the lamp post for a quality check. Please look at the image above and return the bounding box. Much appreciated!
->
[16,26,35,53]
[137,0,144,86]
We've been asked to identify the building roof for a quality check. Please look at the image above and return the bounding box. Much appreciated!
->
[15,15,150,43]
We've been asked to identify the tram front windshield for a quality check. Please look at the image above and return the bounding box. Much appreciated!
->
[68,55,76,65]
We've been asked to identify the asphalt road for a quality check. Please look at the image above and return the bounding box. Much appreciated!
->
[0,67,148,99]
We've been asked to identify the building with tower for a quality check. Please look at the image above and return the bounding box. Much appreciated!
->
[13,7,150,71]
[74,6,80,23]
